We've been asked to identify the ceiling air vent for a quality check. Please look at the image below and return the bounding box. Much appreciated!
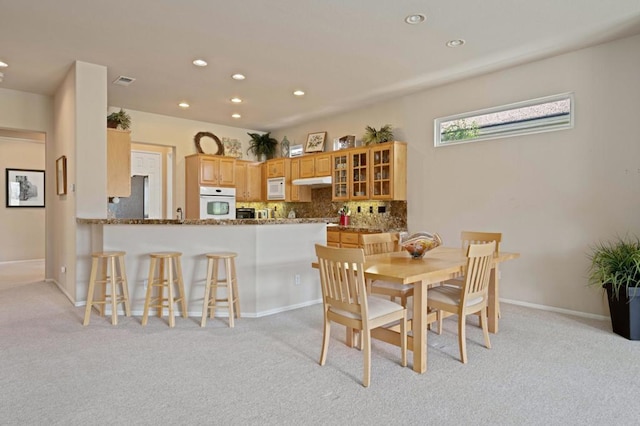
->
[112,75,136,86]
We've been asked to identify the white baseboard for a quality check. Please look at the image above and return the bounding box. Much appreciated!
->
[0,258,45,265]
[46,278,77,306]
[501,298,608,321]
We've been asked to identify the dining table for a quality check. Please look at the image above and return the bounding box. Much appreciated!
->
[313,245,520,374]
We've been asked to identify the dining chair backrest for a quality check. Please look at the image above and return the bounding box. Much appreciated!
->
[315,244,367,318]
[461,241,496,306]
[461,231,502,254]
[360,232,401,255]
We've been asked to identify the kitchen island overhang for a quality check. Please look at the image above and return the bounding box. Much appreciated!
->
[76,218,337,318]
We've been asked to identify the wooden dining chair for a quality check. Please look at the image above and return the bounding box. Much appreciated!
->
[445,231,503,316]
[315,244,407,387]
[427,241,496,364]
[360,233,414,307]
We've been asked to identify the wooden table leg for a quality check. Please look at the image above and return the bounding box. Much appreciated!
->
[412,280,427,373]
[488,267,499,333]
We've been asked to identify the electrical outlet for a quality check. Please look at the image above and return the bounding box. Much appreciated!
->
[369,206,373,214]
[377,205,386,213]
[60,266,66,273]
[294,274,301,286]
[143,279,148,290]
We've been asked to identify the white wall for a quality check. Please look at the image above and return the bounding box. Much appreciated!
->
[273,33,640,317]
[0,137,45,261]
[0,88,52,264]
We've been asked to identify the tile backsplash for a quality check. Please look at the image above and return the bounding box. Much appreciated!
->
[237,187,407,231]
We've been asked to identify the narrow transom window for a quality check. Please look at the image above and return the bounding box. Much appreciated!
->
[434,93,574,147]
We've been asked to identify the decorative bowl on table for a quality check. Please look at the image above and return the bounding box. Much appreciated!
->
[400,232,442,259]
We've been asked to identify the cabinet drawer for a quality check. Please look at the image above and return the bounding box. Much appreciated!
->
[327,230,340,243]
[340,232,360,245]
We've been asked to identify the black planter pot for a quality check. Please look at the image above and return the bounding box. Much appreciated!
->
[604,284,640,340]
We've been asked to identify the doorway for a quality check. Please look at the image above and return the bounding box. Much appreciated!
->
[130,144,174,219]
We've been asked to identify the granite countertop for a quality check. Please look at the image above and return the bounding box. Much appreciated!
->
[326,224,407,233]
[77,217,340,225]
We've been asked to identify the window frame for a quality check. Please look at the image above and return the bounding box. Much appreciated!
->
[434,92,574,147]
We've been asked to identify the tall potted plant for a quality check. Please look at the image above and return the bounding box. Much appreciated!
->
[247,132,278,161]
[588,235,640,340]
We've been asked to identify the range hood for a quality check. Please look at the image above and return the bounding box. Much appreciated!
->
[292,176,332,187]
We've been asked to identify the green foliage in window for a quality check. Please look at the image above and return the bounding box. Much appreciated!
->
[441,119,480,142]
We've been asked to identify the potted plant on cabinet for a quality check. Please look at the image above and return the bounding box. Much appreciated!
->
[588,235,640,340]
[362,124,393,145]
[107,108,131,130]
[247,132,278,161]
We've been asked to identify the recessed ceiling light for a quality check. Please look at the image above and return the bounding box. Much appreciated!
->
[232,113,241,119]
[232,73,246,80]
[192,59,208,67]
[293,90,305,96]
[178,102,190,108]
[0,61,8,68]
[230,97,242,103]
[446,39,465,47]
[404,14,426,25]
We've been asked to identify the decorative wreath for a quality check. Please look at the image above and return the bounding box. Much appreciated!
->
[194,131,225,156]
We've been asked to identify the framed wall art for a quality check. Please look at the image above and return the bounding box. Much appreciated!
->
[56,155,67,195]
[304,131,327,153]
[5,168,45,208]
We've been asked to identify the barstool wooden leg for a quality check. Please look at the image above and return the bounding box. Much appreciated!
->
[231,258,240,318]
[83,257,100,326]
[167,258,176,328]
[225,258,235,328]
[142,257,156,326]
[157,259,165,319]
[109,255,118,325]
[175,256,188,318]
[201,258,214,327]
[118,255,132,317]
[210,259,219,320]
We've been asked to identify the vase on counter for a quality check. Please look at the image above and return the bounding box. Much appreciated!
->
[339,214,349,226]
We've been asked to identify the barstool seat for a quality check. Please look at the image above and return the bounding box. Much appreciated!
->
[201,252,240,327]
[83,251,131,325]
[142,251,187,327]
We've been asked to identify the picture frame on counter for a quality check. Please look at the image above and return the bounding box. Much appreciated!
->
[56,155,67,195]
[304,131,327,153]
[5,168,45,208]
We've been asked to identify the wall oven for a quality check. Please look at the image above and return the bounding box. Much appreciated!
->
[199,187,236,219]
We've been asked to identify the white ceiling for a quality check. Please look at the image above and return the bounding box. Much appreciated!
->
[1,0,640,131]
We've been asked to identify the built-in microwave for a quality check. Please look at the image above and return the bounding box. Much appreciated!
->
[267,177,285,200]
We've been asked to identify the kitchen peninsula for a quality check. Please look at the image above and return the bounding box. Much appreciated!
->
[77,217,337,318]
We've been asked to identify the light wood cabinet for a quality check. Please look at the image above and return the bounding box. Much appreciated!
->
[290,158,311,202]
[326,228,380,248]
[185,154,237,219]
[330,141,407,201]
[235,160,263,202]
[300,153,332,178]
[370,142,407,200]
[265,158,287,178]
[107,129,131,197]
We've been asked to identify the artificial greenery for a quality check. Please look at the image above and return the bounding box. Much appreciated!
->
[247,132,279,160]
[362,124,394,145]
[107,108,131,130]
[588,236,640,300]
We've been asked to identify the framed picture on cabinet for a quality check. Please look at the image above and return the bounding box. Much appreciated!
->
[5,168,45,207]
[304,131,327,153]
[56,155,67,195]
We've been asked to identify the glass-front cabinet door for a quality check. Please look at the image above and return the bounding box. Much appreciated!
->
[350,148,369,200]
[371,144,393,199]
[332,152,349,201]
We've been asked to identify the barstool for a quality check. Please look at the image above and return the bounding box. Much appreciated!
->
[201,252,240,327]
[142,252,187,327]
[83,251,131,326]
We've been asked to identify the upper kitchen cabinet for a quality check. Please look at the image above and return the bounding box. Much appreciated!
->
[330,141,407,201]
[235,160,263,202]
[186,154,236,187]
[265,158,288,178]
[107,129,131,197]
[299,152,331,178]
[370,141,407,200]
[290,158,311,202]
